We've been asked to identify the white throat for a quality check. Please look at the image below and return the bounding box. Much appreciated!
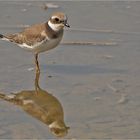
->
[48,21,62,31]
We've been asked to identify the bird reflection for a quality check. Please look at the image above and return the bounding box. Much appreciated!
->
[0,72,69,138]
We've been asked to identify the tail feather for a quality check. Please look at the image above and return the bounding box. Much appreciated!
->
[0,34,4,38]
[0,34,10,41]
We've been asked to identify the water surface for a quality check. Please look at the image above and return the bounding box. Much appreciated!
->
[0,1,140,139]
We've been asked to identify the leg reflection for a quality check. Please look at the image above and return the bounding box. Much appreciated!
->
[35,70,41,94]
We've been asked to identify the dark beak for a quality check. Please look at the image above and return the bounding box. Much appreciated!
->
[64,19,70,28]
[64,21,70,28]
[63,15,70,28]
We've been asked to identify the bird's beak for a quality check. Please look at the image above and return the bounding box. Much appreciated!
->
[64,20,70,28]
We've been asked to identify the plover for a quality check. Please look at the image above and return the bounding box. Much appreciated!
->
[0,12,70,73]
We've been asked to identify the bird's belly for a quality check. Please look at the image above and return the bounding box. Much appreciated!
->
[33,37,62,53]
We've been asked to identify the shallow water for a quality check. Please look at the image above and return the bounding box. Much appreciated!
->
[0,1,140,139]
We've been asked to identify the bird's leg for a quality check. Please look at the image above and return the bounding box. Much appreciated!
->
[34,53,40,74]
[34,53,41,94]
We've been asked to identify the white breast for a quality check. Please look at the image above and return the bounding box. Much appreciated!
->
[35,36,63,53]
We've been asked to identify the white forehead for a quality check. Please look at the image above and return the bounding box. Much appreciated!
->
[51,15,66,20]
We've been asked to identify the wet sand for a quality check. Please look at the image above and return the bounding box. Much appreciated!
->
[0,1,140,139]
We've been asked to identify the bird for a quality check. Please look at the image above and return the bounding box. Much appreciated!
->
[0,12,70,74]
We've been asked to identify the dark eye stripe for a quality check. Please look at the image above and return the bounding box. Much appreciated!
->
[55,18,59,22]
[60,20,64,23]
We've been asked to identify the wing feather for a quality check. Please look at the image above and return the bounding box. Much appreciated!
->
[6,23,48,46]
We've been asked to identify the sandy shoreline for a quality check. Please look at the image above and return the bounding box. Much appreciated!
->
[0,1,140,139]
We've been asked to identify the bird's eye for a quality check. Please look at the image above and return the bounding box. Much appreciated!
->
[55,18,59,22]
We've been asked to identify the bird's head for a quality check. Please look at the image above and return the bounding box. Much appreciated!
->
[48,12,70,31]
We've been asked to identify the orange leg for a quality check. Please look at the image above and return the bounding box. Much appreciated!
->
[34,53,40,74]
[34,53,41,94]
